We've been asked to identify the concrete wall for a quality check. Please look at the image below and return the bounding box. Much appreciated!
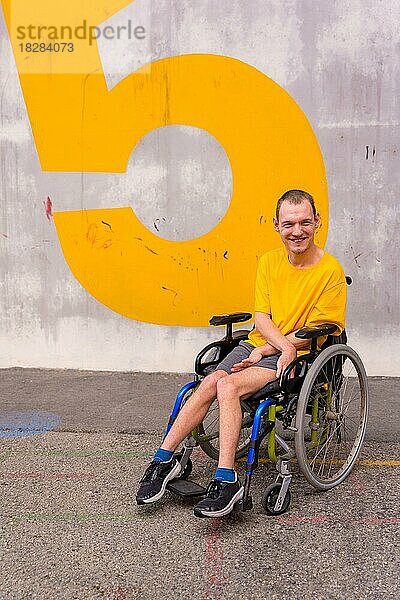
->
[0,0,399,375]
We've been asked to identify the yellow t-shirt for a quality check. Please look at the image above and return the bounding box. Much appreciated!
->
[247,247,346,349]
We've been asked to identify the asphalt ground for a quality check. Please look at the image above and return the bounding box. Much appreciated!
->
[0,368,399,600]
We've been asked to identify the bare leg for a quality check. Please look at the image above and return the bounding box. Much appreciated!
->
[216,367,277,469]
[161,369,227,452]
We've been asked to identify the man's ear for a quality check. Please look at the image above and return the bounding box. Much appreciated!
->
[273,217,279,232]
[315,213,321,229]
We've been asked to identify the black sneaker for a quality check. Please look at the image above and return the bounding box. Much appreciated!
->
[193,479,244,518]
[136,458,182,505]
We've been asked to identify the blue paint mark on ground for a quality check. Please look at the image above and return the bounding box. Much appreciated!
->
[0,411,61,439]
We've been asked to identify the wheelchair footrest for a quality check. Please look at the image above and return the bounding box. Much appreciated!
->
[167,479,207,497]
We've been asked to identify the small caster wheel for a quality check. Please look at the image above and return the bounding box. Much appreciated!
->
[174,451,193,480]
[262,483,291,515]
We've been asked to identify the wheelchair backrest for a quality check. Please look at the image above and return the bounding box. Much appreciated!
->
[320,329,347,349]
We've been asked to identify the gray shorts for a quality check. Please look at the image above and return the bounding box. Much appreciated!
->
[216,341,280,374]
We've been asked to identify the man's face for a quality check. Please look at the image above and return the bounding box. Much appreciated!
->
[273,200,320,255]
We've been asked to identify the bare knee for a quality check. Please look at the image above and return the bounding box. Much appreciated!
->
[200,369,227,390]
[195,369,227,403]
[216,375,239,401]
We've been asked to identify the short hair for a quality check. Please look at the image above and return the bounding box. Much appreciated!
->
[275,189,317,221]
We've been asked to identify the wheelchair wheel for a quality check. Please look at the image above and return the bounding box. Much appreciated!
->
[194,399,253,461]
[262,483,291,515]
[295,344,368,491]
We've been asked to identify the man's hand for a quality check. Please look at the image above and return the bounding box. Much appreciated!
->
[231,349,264,372]
[276,345,297,378]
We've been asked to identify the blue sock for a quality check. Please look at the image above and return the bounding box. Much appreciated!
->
[153,448,174,463]
[215,468,237,483]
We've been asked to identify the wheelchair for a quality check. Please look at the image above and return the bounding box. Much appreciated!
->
[164,296,369,515]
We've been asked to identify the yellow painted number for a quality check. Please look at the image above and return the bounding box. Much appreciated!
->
[2,0,328,325]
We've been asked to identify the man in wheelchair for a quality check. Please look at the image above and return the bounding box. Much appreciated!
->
[136,189,347,517]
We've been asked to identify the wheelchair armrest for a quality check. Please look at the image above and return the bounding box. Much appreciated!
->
[194,329,251,377]
[279,356,310,394]
[295,323,338,339]
[194,340,227,376]
[209,312,252,326]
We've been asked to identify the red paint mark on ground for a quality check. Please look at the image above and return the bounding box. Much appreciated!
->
[278,515,333,525]
[204,518,224,600]
[357,517,400,525]
[44,196,53,220]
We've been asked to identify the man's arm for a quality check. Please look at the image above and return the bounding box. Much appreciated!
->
[231,312,309,377]
[255,312,311,353]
